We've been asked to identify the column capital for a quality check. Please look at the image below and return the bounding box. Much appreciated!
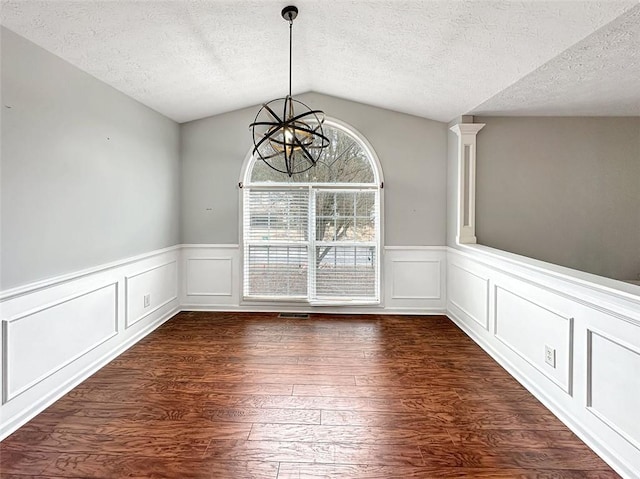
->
[450,123,485,137]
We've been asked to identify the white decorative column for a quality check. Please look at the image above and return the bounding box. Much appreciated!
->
[450,123,485,244]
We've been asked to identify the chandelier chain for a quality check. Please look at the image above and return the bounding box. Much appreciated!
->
[289,17,293,98]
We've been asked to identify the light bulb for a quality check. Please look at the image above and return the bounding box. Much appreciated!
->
[284,127,295,144]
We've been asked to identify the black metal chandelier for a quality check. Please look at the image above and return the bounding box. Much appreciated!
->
[249,5,330,177]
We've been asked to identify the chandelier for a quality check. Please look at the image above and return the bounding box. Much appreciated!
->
[249,5,330,177]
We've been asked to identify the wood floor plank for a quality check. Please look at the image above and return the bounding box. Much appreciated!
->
[448,429,594,451]
[418,444,616,470]
[321,409,567,430]
[355,373,527,388]
[292,384,463,398]
[332,442,425,466]
[2,431,209,457]
[41,454,279,479]
[202,406,321,425]
[60,380,294,400]
[30,400,143,420]
[103,358,380,376]
[276,462,620,478]
[248,423,454,445]
[202,439,335,463]
[188,393,460,413]
[21,417,253,441]
[0,311,619,478]
[0,450,58,476]
[93,368,356,386]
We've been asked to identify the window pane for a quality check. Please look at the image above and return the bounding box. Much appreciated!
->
[315,191,374,242]
[246,246,307,297]
[315,246,376,299]
[355,192,376,216]
[315,191,335,217]
[335,192,355,217]
[315,217,335,242]
[354,217,376,242]
[246,190,308,242]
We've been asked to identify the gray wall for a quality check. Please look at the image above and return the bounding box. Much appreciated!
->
[475,116,640,280]
[181,92,448,246]
[1,28,181,289]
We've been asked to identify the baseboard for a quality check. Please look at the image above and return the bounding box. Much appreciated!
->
[447,309,637,479]
[180,304,447,316]
[0,306,177,441]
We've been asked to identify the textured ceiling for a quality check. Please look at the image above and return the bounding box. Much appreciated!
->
[472,4,640,117]
[1,1,638,123]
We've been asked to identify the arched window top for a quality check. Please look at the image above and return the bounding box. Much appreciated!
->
[244,119,382,186]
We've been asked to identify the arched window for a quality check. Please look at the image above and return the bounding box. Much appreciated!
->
[241,119,383,304]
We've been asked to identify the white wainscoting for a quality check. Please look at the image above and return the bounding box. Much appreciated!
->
[181,245,240,307]
[587,329,640,452]
[6,241,638,478]
[447,262,489,329]
[125,260,178,328]
[383,247,446,313]
[447,245,640,479]
[493,285,573,394]
[180,245,447,314]
[3,282,118,403]
[187,258,233,296]
[0,246,180,440]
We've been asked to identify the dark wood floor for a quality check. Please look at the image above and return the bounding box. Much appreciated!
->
[1,312,619,478]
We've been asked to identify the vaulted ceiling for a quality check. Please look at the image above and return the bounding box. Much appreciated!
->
[1,1,638,123]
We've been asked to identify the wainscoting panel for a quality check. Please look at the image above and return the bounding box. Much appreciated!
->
[125,260,178,328]
[494,285,573,393]
[383,247,446,313]
[186,258,233,297]
[447,246,640,479]
[391,260,440,299]
[0,246,180,440]
[447,262,489,329]
[181,245,239,307]
[2,282,118,402]
[587,329,640,451]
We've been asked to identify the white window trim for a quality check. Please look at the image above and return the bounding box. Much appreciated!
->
[239,118,385,306]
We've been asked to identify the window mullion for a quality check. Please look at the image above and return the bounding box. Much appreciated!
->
[308,185,316,302]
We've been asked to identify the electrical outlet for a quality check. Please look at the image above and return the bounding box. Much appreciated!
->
[143,294,151,308]
[545,345,556,368]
